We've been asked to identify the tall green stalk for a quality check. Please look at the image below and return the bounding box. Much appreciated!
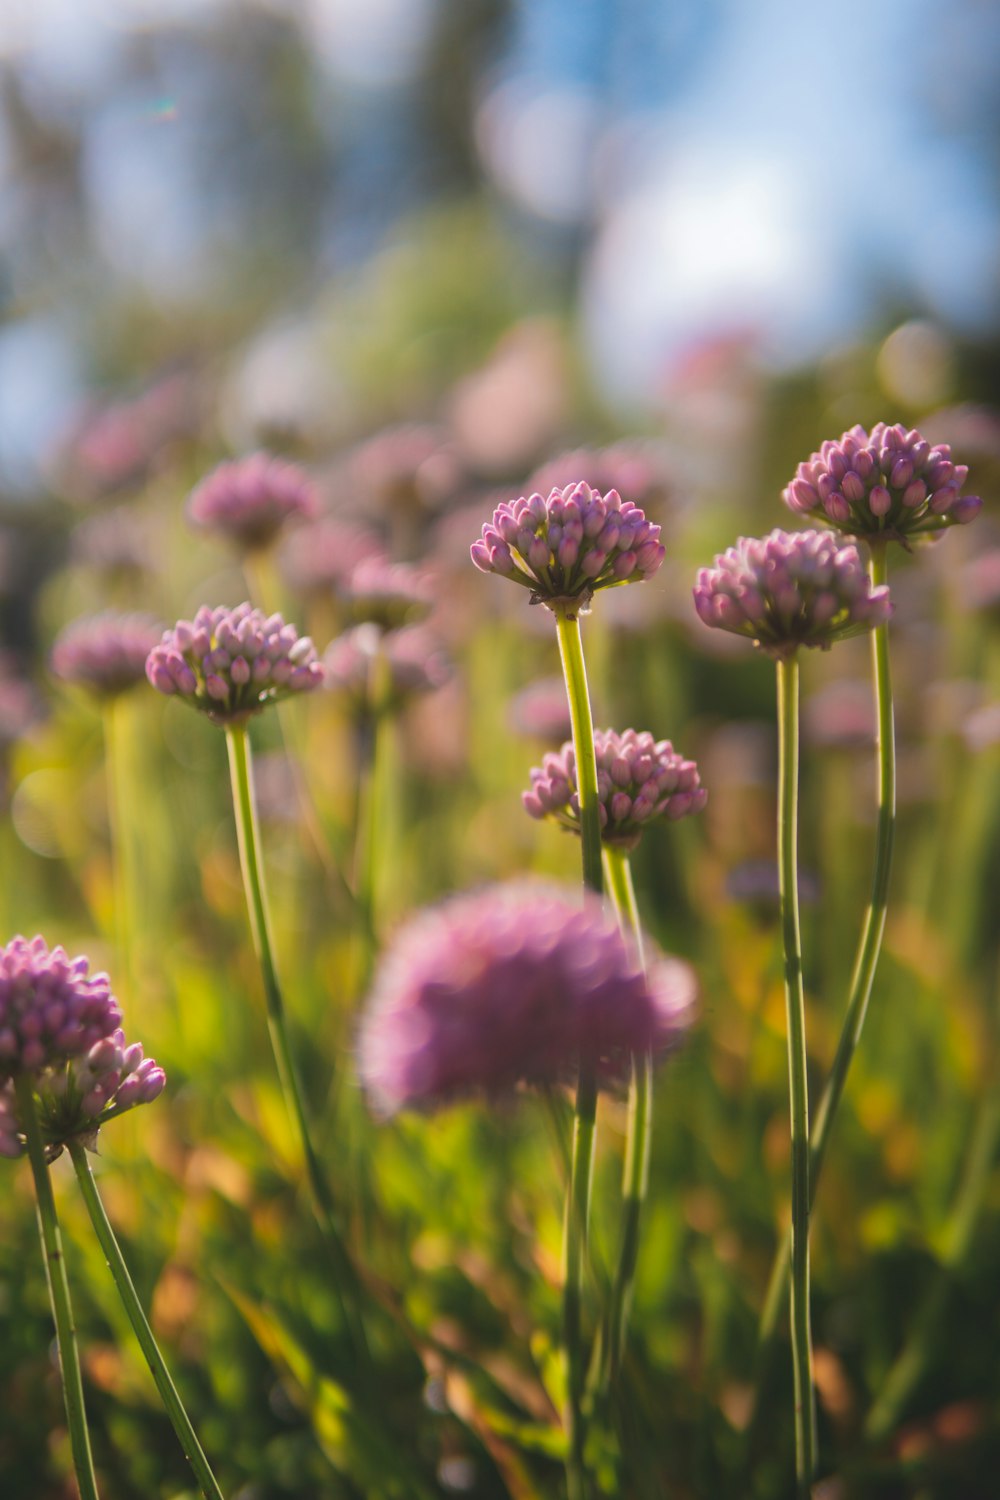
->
[756,544,895,1360]
[68,1142,225,1500]
[776,656,816,1496]
[15,1077,101,1500]
[224,722,371,1380]
[601,846,652,1390]
[103,696,135,1007]
[554,606,603,1500]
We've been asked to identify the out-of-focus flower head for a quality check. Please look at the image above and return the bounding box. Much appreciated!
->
[187,453,318,552]
[350,424,462,515]
[324,624,450,715]
[0,937,164,1157]
[51,613,163,700]
[803,679,876,750]
[471,482,665,617]
[0,656,41,754]
[357,881,695,1116]
[146,603,323,724]
[53,371,202,503]
[528,443,670,514]
[279,519,385,597]
[783,423,982,541]
[70,508,157,584]
[956,547,1000,615]
[524,728,706,852]
[693,530,892,659]
[507,676,573,744]
[339,557,434,632]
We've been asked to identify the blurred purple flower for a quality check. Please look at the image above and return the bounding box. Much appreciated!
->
[358,881,695,1116]
[70,508,157,583]
[524,728,706,852]
[529,443,670,513]
[146,603,323,724]
[803,680,876,750]
[507,676,574,744]
[0,657,41,753]
[280,519,385,596]
[53,371,202,503]
[783,423,982,540]
[350,424,462,514]
[187,453,318,552]
[324,624,450,713]
[693,529,892,659]
[52,613,163,699]
[471,482,665,617]
[339,557,435,632]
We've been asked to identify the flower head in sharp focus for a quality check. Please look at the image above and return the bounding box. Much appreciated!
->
[524,728,707,852]
[693,529,892,660]
[146,603,323,724]
[783,423,982,543]
[357,882,695,1116]
[187,453,318,552]
[51,613,163,699]
[0,936,164,1160]
[470,482,665,617]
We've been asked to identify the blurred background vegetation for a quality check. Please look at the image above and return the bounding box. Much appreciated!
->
[1,1,999,1496]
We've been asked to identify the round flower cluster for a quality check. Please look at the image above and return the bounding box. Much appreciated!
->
[358,882,695,1115]
[0,1029,164,1160]
[146,603,323,723]
[187,453,318,551]
[280,519,383,595]
[51,612,163,699]
[0,937,121,1079]
[693,529,892,659]
[339,557,434,631]
[783,423,982,540]
[324,624,450,714]
[471,482,665,615]
[523,728,707,851]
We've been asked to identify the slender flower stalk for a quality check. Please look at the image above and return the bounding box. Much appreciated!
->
[776,656,816,1495]
[224,724,371,1377]
[103,696,135,1005]
[15,1075,101,1500]
[601,846,652,1390]
[553,605,602,1500]
[68,1142,224,1500]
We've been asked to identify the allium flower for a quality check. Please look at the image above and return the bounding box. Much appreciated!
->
[693,530,892,659]
[470,482,665,616]
[146,603,323,724]
[358,882,695,1115]
[280,519,384,595]
[524,728,707,851]
[51,613,163,699]
[508,676,574,744]
[187,453,318,551]
[324,624,450,713]
[339,557,434,631]
[783,423,982,540]
[0,936,122,1081]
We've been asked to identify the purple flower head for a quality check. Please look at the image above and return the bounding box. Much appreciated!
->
[507,676,574,745]
[470,482,665,617]
[524,728,707,852]
[358,881,695,1116]
[146,603,323,724]
[0,1021,165,1161]
[187,453,318,552]
[693,529,892,660]
[51,613,163,699]
[339,557,434,632]
[0,937,122,1083]
[280,520,384,596]
[324,624,450,714]
[783,423,982,542]
[529,443,669,513]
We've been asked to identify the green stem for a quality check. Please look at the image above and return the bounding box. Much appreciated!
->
[224,723,371,1380]
[601,847,652,1391]
[755,546,896,1376]
[15,1076,100,1500]
[776,655,816,1496]
[103,696,134,1007]
[553,605,603,1500]
[67,1143,224,1500]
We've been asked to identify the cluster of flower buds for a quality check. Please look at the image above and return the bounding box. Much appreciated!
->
[471,482,665,615]
[51,613,163,699]
[324,624,450,714]
[693,529,892,659]
[0,937,164,1158]
[338,557,434,632]
[146,603,323,723]
[358,882,695,1115]
[523,728,706,851]
[187,453,318,552]
[783,423,982,541]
